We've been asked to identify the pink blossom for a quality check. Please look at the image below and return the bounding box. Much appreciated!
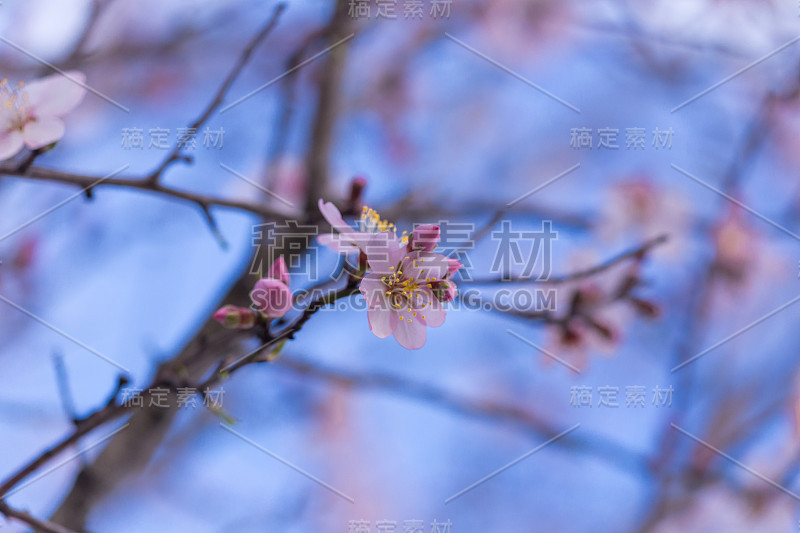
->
[213,305,257,329]
[359,232,451,349]
[317,198,458,349]
[0,72,87,161]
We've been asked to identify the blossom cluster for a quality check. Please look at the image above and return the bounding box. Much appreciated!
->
[319,199,460,349]
[213,199,461,350]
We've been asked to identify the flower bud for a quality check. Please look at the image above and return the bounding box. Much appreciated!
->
[408,224,440,252]
[346,176,368,214]
[561,323,583,346]
[446,258,462,278]
[213,305,257,329]
[630,297,660,319]
[432,279,457,302]
[268,256,289,285]
[588,318,617,342]
[250,278,293,318]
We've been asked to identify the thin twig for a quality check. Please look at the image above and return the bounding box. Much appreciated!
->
[51,351,79,426]
[146,3,287,184]
[0,501,79,533]
[462,234,668,285]
[0,163,290,220]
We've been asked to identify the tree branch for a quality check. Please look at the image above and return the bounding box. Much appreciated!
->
[0,500,80,533]
[462,234,668,285]
[1,280,358,512]
[0,163,291,221]
[274,355,651,476]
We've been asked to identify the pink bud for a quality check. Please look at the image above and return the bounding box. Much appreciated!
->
[630,297,660,319]
[446,258,463,278]
[250,278,293,318]
[408,224,440,252]
[268,256,290,285]
[561,324,583,346]
[346,176,368,213]
[432,280,457,302]
[213,305,257,329]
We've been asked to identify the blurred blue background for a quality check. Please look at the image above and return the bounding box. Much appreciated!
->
[2,0,800,531]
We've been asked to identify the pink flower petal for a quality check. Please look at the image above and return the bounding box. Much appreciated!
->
[22,117,65,149]
[24,71,87,117]
[364,232,405,273]
[251,278,293,318]
[446,258,463,278]
[393,316,427,349]
[317,199,352,235]
[0,130,24,161]
[359,273,386,297]
[359,274,397,338]
[414,289,447,328]
[316,232,363,253]
[267,256,290,285]
[368,306,398,338]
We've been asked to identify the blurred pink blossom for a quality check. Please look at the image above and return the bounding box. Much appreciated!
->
[711,207,757,283]
[652,484,795,532]
[598,177,691,258]
[0,71,87,161]
[543,250,647,370]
